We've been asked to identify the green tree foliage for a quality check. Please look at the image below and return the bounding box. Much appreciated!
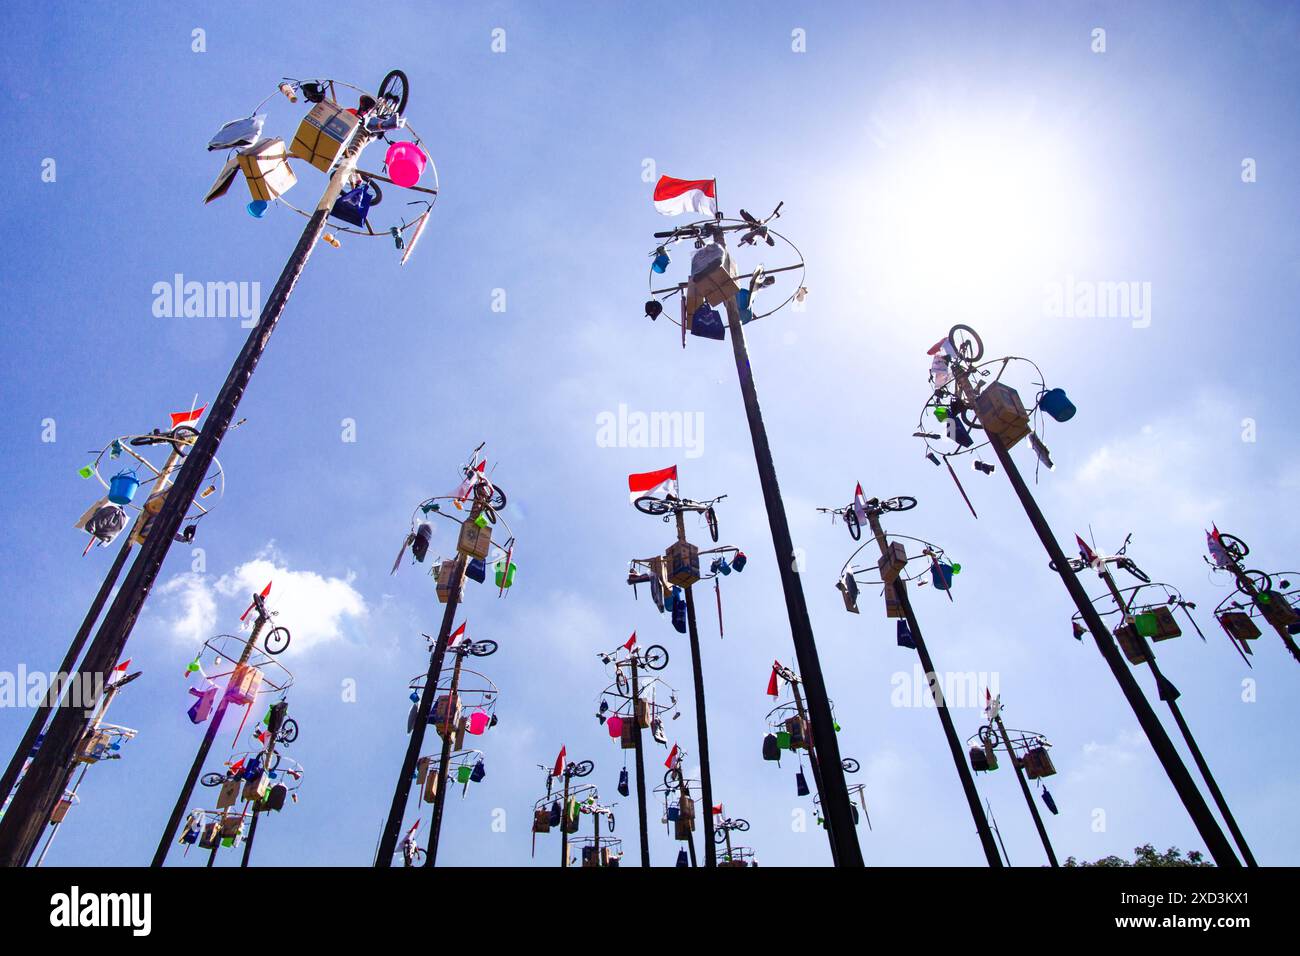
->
[1063,843,1211,867]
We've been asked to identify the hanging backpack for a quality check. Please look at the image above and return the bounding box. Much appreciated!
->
[330,181,376,227]
[618,767,630,797]
[466,557,487,583]
[762,733,780,762]
[470,758,486,783]
[897,619,916,649]
[689,304,726,341]
[676,848,689,867]
[671,587,687,633]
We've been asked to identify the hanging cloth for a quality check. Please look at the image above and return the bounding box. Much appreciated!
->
[187,683,218,724]
[618,767,630,797]
[671,587,687,634]
[796,768,810,797]
[715,577,724,639]
[1040,785,1058,815]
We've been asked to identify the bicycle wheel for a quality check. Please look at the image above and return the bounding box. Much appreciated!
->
[635,496,673,516]
[278,718,298,745]
[705,506,719,543]
[713,828,727,845]
[844,509,861,541]
[200,772,226,788]
[470,639,499,657]
[1243,570,1273,593]
[664,767,682,787]
[266,751,282,774]
[885,496,917,513]
[487,485,507,512]
[1218,533,1249,562]
[734,818,750,832]
[841,758,861,774]
[377,69,410,114]
[643,645,669,670]
[571,759,594,778]
[1048,557,1086,574]
[948,324,984,363]
[264,626,291,656]
[608,813,616,833]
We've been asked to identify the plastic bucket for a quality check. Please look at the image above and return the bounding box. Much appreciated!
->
[246,200,269,218]
[931,561,954,590]
[468,711,490,735]
[385,142,427,187]
[107,471,140,505]
[1040,388,1076,422]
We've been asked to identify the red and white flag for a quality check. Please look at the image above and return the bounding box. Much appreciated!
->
[552,745,566,777]
[1206,524,1231,569]
[628,465,678,505]
[404,819,420,841]
[1075,535,1098,568]
[623,631,637,651]
[108,659,131,686]
[665,743,680,769]
[453,460,486,505]
[169,405,206,429]
[448,622,467,648]
[653,175,717,217]
[984,688,1001,721]
[241,581,272,622]
[852,483,868,527]
[766,661,781,697]
[712,804,723,816]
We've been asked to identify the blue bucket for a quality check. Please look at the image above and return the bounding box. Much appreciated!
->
[1040,388,1076,423]
[931,561,954,590]
[107,470,140,505]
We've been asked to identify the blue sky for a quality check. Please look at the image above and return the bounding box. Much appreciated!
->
[1,0,1299,867]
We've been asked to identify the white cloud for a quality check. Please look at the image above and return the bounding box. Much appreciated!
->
[155,572,217,646]
[156,545,367,653]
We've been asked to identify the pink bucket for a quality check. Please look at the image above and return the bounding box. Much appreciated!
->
[468,711,490,735]
[385,142,427,188]
[606,716,623,738]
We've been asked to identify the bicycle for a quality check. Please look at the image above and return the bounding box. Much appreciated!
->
[817,495,917,541]
[129,424,200,457]
[458,443,508,521]
[453,638,500,658]
[1049,533,1152,583]
[634,493,726,543]
[597,644,669,672]
[713,816,750,840]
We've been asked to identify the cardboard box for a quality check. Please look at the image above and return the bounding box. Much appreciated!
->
[290,100,359,173]
[1114,623,1151,665]
[457,521,492,560]
[238,138,298,202]
[974,382,1030,448]
[227,663,262,706]
[217,777,241,810]
[437,560,464,604]
[666,541,700,587]
[1218,611,1260,642]
[877,540,907,583]
[1148,605,1183,641]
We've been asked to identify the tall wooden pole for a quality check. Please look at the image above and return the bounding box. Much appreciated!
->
[375,555,465,866]
[1096,569,1256,866]
[673,508,716,866]
[425,646,467,865]
[0,540,134,808]
[863,510,1001,866]
[786,679,838,864]
[0,121,375,866]
[628,656,650,867]
[958,365,1239,866]
[720,288,862,867]
[152,605,271,866]
[992,716,1057,867]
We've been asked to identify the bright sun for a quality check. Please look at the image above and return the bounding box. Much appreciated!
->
[850,107,1091,327]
